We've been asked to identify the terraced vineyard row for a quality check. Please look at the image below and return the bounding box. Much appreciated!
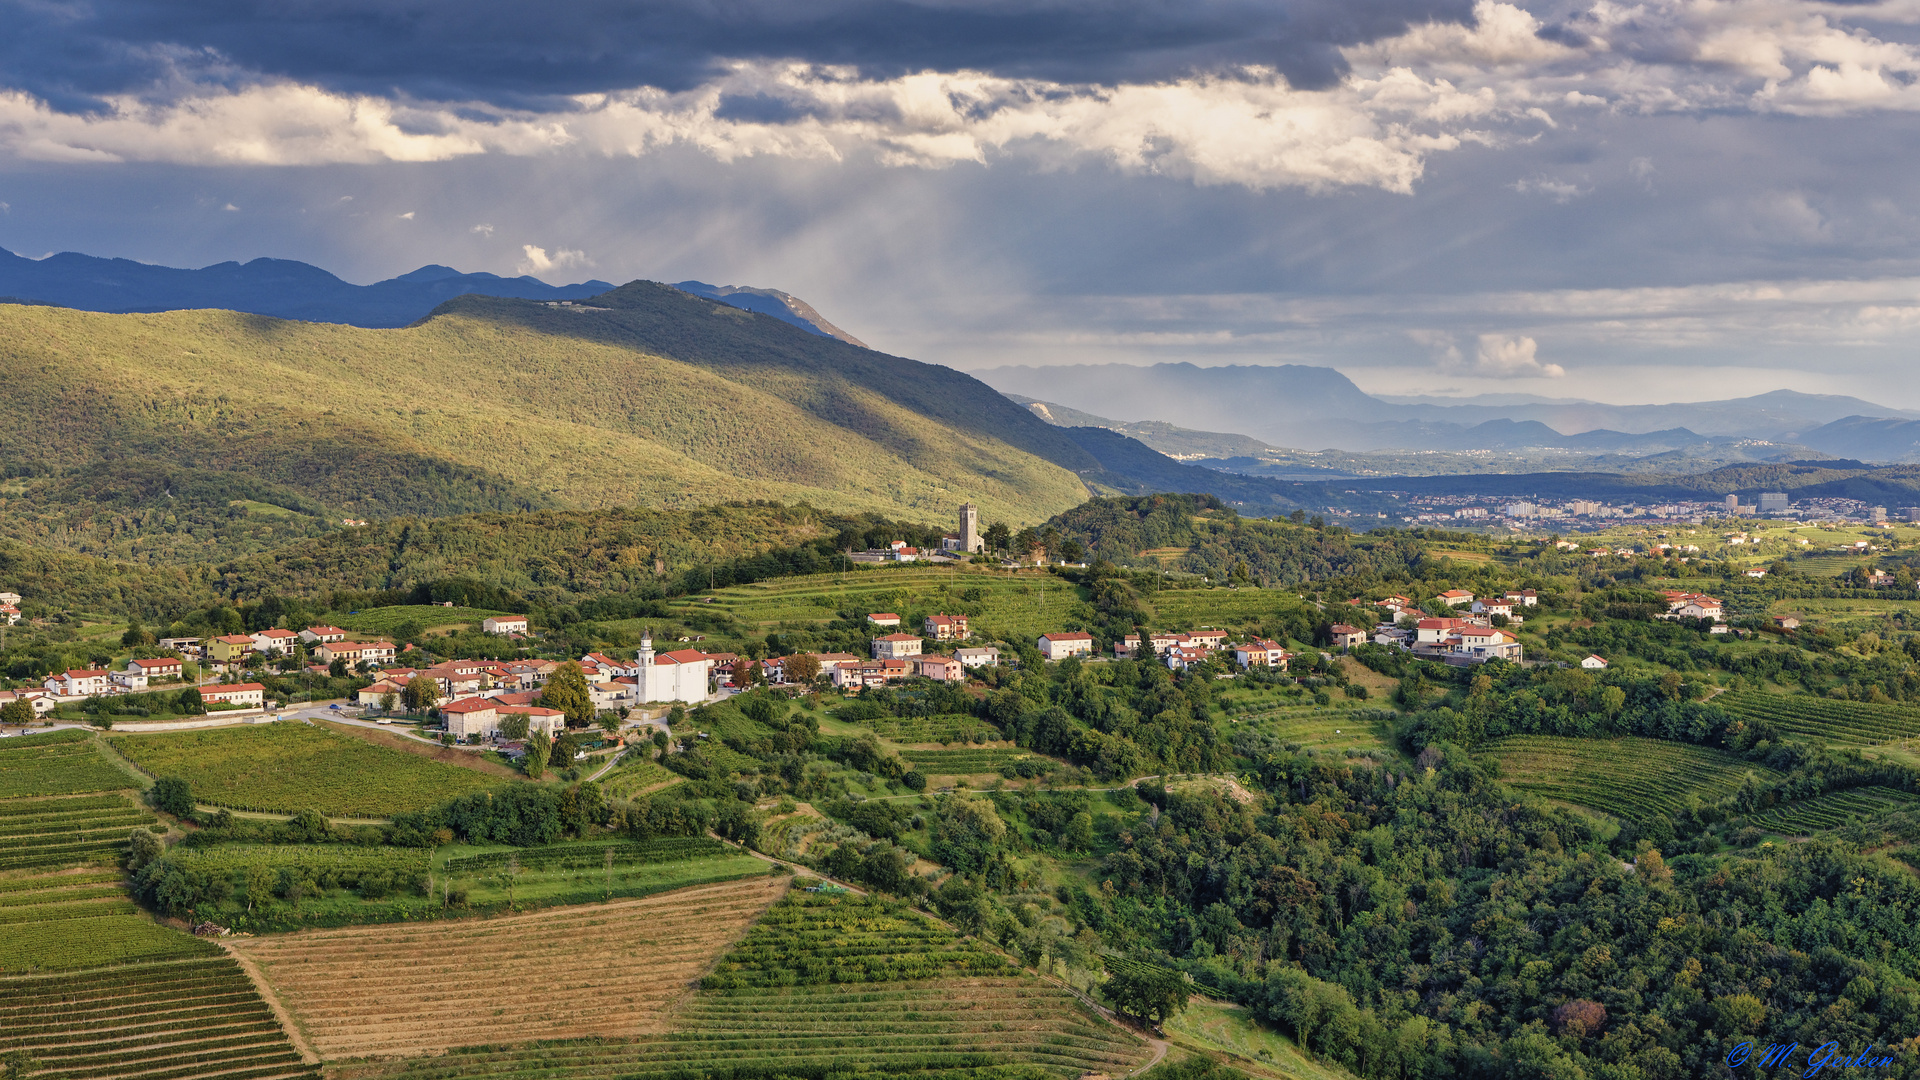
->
[0,956,320,1080]
[0,794,158,872]
[1481,736,1782,824]
[900,749,1037,775]
[1716,691,1920,745]
[1750,786,1920,835]
[441,837,731,874]
[370,891,1145,1080]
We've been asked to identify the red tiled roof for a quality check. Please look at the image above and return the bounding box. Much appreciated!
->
[1041,632,1094,641]
[204,683,266,695]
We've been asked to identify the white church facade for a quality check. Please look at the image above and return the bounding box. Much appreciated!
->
[629,633,714,705]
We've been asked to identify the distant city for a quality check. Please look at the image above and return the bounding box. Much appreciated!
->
[1394,492,1910,530]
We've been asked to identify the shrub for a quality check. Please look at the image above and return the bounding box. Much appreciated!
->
[149,777,195,818]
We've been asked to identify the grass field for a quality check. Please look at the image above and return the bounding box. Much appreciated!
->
[1748,786,1920,835]
[234,876,789,1059]
[334,605,509,634]
[1166,998,1361,1080]
[363,890,1146,1080]
[0,956,321,1080]
[108,722,503,817]
[1480,736,1781,824]
[1234,703,1403,759]
[0,730,140,797]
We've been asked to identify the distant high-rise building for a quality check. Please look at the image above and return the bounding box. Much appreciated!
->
[1903,507,1920,523]
[1505,502,1539,518]
[1868,506,1889,523]
[1759,492,1789,513]
[1724,494,1740,513]
[1568,500,1602,516]
[959,503,982,553]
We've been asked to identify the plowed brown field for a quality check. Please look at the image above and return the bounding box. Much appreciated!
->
[231,876,787,1060]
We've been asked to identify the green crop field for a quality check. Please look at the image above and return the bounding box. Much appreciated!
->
[1716,691,1920,745]
[0,794,154,872]
[369,891,1145,1080]
[335,605,508,633]
[439,837,731,874]
[0,955,320,1080]
[855,713,1003,745]
[109,722,502,817]
[1480,736,1781,824]
[598,755,680,799]
[0,730,139,797]
[1748,786,1920,835]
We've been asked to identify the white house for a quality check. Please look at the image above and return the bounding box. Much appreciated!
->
[1414,618,1472,645]
[1452,627,1522,662]
[0,604,18,626]
[1037,632,1095,660]
[866,613,902,628]
[126,657,184,681]
[0,690,53,716]
[482,615,530,636]
[1472,600,1514,618]
[954,646,1000,668]
[872,634,924,660]
[109,670,148,692]
[1439,589,1475,607]
[250,629,300,655]
[45,669,111,697]
[202,683,266,709]
[299,626,348,645]
[1581,655,1609,670]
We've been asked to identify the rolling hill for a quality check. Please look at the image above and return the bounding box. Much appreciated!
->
[0,281,1106,541]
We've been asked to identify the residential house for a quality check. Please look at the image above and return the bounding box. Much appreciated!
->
[914,655,964,682]
[1471,600,1514,618]
[1503,589,1539,607]
[482,615,530,636]
[126,657,184,682]
[1184,629,1228,650]
[1581,655,1609,670]
[1439,589,1475,606]
[440,697,502,738]
[954,646,1000,668]
[109,669,148,693]
[1163,645,1213,671]
[872,634,924,660]
[45,669,112,697]
[250,629,300,655]
[1376,595,1415,614]
[300,626,347,645]
[0,591,18,606]
[499,705,565,737]
[356,677,411,707]
[1774,616,1801,631]
[1413,618,1472,645]
[202,683,266,709]
[866,613,902,628]
[0,689,53,717]
[1233,640,1291,669]
[1744,567,1769,578]
[501,660,557,688]
[1116,632,1184,658]
[833,658,911,689]
[0,604,17,626]
[1037,632,1095,660]
[706,654,741,686]
[923,614,969,641]
[208,634,256,666]
[1450,627,1522,662]
[1327,624,1366,648]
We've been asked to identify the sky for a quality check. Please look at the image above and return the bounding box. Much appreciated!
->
[4,0,1920,407]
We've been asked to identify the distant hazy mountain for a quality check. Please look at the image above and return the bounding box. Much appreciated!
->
[1800,416,1920,462]
[976,362,1915,455]
[670,281,866,346]
[0,247,615,327]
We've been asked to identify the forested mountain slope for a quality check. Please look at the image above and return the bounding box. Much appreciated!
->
[0,283,1096,542]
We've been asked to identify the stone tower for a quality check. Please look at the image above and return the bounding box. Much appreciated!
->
[960,503,982,553]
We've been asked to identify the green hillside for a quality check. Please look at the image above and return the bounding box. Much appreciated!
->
[0,283,1096,562]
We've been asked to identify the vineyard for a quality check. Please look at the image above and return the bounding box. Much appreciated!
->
[900,749,1039,776]
[598,755,679,800]
[108,722,502,816]
[0,731,138,797]
[365,891,1146,1080]
[1748,786,1920,835]
[855,714,1004,745]
[0,955,320,1080]
[233,876,789,1059]
[1715,691,1920,746]
[0,793,153,872]
[0,870,135,925]
[1479,736,1782,824]
[441,837,731,874]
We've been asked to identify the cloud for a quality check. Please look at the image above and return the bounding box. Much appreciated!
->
[1512,176,1587,202]
[516,244,591,276]
[1473,334,1563,377]
[470,223,493,236]
[398,210,413,219]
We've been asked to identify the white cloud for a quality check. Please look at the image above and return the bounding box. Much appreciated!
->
[1512,176,1588,202]
[398,210,414,220]
[222,202,238,211]
[470,223,493,236]
[517,244,592,275]
[1472,334,1565,377]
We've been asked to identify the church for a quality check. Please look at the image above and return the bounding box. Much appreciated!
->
[631,632,714,704]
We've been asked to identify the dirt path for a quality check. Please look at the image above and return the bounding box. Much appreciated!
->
[219,941,320,1066]
[1127,1035,1171,1076]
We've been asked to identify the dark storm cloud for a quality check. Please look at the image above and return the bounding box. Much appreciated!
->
[0,0,1478,110]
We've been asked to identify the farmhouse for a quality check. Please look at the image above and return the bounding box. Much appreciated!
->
[1774,616,1801,630]
[954,646,1000,668]
[300,626,347,644]
[1450,627,1522,662]
[1744,567,1769,578]
[356,678,410,707]
[202,683,266,709]
[1439,589,1475,606]
[1581,655,1609,670]
[1163,645,1212,671]
[1504,589,1539,606]
[126,657,184,681]
[0,604,17,626]
[872,634,924,660]
[0,689,52,716]
[866,613,901,628]
[1471,600,1513,618]
[482,615,530,635]
[1038,632,1095,660]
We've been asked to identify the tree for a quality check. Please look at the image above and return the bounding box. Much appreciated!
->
[497,713,530,741]
[785,652,822,686]
[526,730,551,779]
[1059,538,1087,564]
[983,522,1011,556]
[329,657,348,678]
[380,692,398,714]
[541,662,594,728]
[176,686,204,715]
[0,698,33,726]
[149,777,194,818]
[245,863,273,912]
[597,710,622,735]
[122,618,154,648]
[128,828,163,872]
[932,795,1007,875]
[1104,960,1191,1027]
[733,660,762,690]
[402,675,438,712]
[652,729,670,759]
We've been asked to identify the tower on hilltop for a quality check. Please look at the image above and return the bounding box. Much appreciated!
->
[960,503,982,553]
